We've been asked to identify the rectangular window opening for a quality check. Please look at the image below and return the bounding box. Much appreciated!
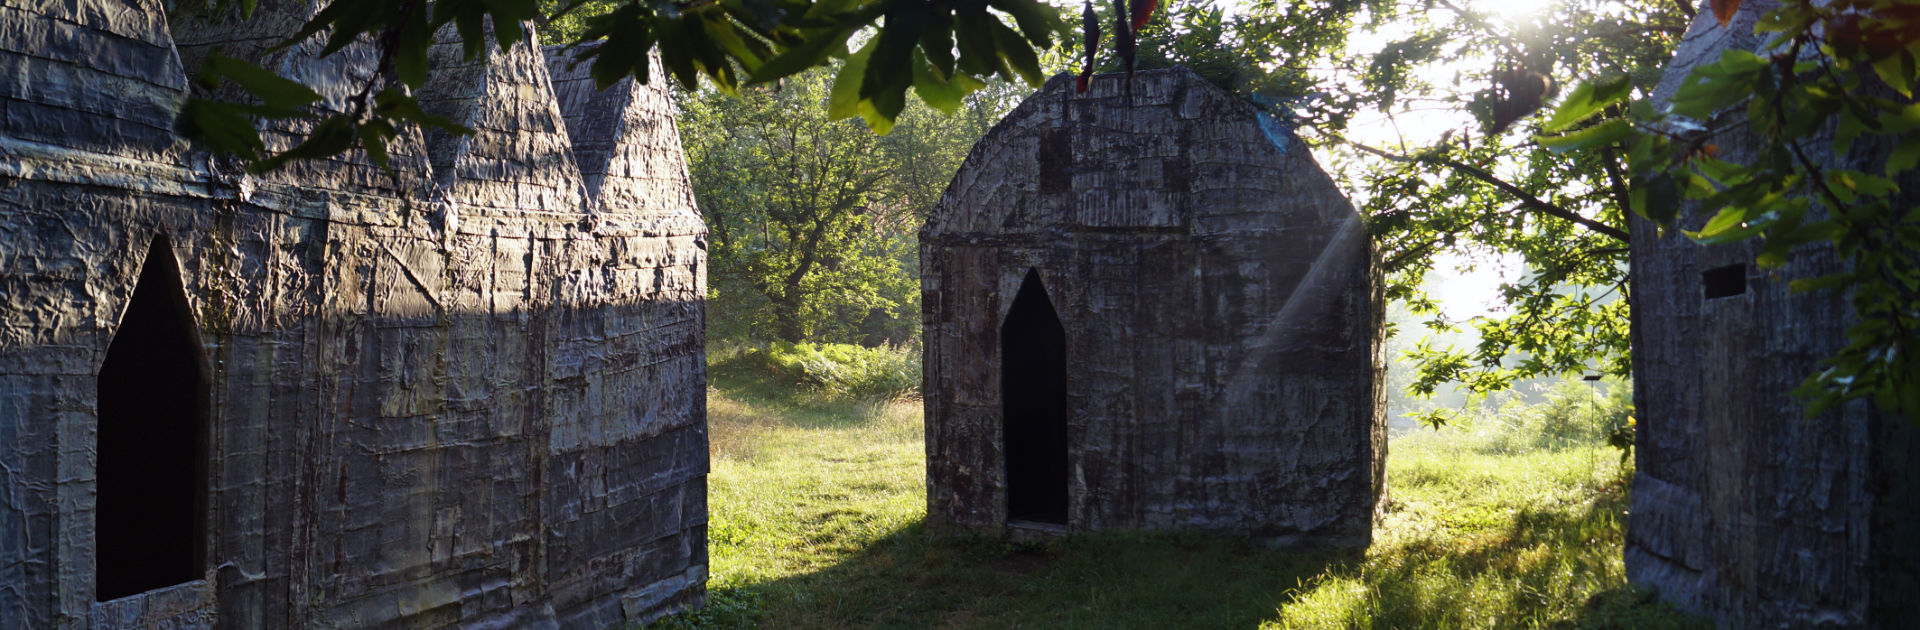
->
[1703,264,1747,300]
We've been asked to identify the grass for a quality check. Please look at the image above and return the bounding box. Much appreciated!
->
[650,363,1705,629]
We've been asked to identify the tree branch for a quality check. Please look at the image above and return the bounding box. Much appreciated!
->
[1333,134,1631,243]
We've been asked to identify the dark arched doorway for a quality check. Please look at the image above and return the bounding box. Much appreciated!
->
[96,236,208,600]
[1002,268,1068,525]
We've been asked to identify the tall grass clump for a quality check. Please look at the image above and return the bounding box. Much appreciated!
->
[1416,377,1634,456]
[717,341,920,400]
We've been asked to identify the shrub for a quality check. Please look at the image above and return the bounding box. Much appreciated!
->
[738,341,921,400]
[1410,377,1634,456]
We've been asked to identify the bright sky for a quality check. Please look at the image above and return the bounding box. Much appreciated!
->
[1476,0,1559,19]
[1319,0,1535,321]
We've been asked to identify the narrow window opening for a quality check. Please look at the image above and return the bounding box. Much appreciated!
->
[1003,268,1068,525]
[1703,264,1747,299]
[96,236,208,601]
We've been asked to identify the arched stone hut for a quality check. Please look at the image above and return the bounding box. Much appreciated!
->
[920,68,1385,545]
[1626,4,1920,626]
[0,1,707,626]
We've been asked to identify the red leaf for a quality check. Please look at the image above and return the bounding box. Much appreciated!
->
[1129,0,1158,31]
[1078,0,1101,94]
[1711,0,1741,27]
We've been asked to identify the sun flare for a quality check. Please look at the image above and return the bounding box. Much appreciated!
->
[1470,0,1559,20]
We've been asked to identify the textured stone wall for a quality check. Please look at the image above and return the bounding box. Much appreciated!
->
[0,1,708,627]
[1627,4,1920,627]
[921,68,1385,545]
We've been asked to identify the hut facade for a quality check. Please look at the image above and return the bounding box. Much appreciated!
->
[0,1,708,627]
[921,68,1385,545]
[1627,4,1920,627]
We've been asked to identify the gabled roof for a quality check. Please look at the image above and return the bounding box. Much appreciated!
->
[545,46,699,219]
[927,67,1356,240]
[417,21,586,217]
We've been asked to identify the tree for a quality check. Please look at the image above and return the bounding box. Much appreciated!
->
[1119,0,1680,420]
[1151,0,1919,423]
[1538,0,1920,419]
[171,0,1066,170]
[1318,0,1688,416]
[683,67,1011,344]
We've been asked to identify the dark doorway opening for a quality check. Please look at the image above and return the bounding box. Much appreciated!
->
[96,237,208,601]
[1002,268,1068,525]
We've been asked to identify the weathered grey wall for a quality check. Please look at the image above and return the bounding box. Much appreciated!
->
[0,1,708,627]
[921,68,1385,545]
[1627,3,1920,627]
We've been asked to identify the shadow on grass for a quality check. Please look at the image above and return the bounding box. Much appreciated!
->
[662,358,1705,628]
[654,480,1705,629]
[1340,476,1706,629]
[657,520,1362,630]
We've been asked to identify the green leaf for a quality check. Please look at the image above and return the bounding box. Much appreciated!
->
[1789,272,1856,293]
[1888,134,1920,176]
[953,10,1007,79]
[829,39,876,120]
[455,10,486,61]
[1870,47,1915,98]
[250,114,357,173]
[987,0,1059,48]
[357,121,391,168]
[871,81,906,129]
[749,26,855,83]
[298,0,374,57]
[480,0,532,49]
[1692,205,1747,236]
[856,99,896,135]
[1682,171,1719,200]
[594,37,652,87]
[1626,130,1664,174]
[1754,3,1816,34]
[918,5,957,80]
[680,15,739,90]
[1686,206,1766,243]
[203,53,322,113]
[702,14,766,71]
[1769,216,1843,245]
[910,48,966,114]
[178,98,267,159]
[655,16,703,89]
[1542,74,1630,133]
[1692,155,1746,185]
[1668,50,1766,119]
[1535,118,1630,153]
[1631,173,1681,225]
[374,87,470,135]
[802,0,863,22]
[988,16,1044,86]
[863,0,928,100]
[1836,108,1871,155]
[1836,169,1900,198]
[394,8,431,88]
[1704,49,1769,76]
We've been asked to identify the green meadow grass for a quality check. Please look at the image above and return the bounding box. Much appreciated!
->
[650,365,1704,629]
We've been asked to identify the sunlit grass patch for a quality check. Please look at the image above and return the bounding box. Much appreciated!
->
[651,370,1703,629]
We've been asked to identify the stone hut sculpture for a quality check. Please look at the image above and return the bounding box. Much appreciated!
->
[921,68,1385,545]
[0,1,708,627]
[1627,5,1920,627]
